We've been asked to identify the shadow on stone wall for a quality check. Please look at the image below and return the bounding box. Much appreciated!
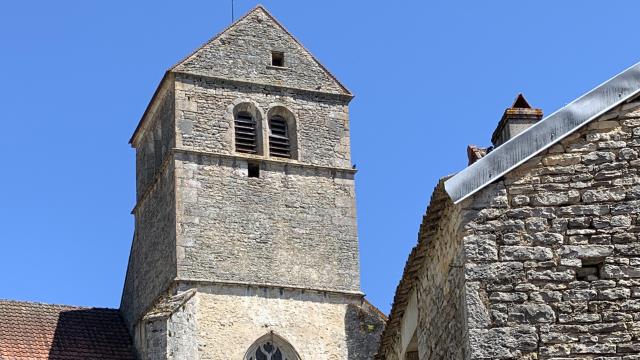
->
[47,308,134,359]
[345,302,386,360]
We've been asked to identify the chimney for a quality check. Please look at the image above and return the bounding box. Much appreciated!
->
[491,93,543,147]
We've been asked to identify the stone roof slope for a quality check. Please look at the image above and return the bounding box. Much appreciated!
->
[0,299,134,360]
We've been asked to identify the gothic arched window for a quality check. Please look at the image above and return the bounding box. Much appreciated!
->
[244,333,300,360]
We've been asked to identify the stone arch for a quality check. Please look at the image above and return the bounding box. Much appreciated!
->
[244,332,301,360]
[228,99,265,155]
[266,105,299,160]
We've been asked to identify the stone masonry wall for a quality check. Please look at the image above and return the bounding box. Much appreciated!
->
[461,106,640,359]
[174,74,352,169]
[171,73,360,292]
[172,7,347,95]
[181,283,383,360]
[376,183,468,360]
[415,189,467,359]
[173,151,360,292]
[121,162,177,331]
[136,84,175,200]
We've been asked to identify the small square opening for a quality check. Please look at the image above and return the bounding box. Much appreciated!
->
[248,162,260,178]
[271,51,284,67]
[576,259,604,281]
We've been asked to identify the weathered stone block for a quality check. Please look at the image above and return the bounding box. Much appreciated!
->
[468,326,538,359]
[532,190,580,206]
[466,262,524,282]
[582,187,626,203]
[560,245,614,259]
[501,246,553,261]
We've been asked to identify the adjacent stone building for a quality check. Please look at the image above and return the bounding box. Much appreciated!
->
[378,66,640,359]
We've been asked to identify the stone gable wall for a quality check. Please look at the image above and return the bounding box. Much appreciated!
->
[377,186,468,360]
[415,195,467,359]
[461,107,640,359]
[172,8,347,95]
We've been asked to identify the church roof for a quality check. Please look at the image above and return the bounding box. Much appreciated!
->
[0,300,134,360]
[445,61,640,203]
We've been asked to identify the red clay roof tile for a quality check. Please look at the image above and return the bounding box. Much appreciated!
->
[0,300,134,360]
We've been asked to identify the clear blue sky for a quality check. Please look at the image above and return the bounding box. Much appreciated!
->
[1,1,639,314]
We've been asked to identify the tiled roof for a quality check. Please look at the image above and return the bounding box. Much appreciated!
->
[0,299,134,360]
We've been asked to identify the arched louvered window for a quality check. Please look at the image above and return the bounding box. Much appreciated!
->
[269,115,291,158]
[235,111,257,154]
[245,333,300,360]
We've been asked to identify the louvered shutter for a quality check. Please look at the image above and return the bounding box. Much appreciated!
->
[269,116,291,158]
[235,113,257,154]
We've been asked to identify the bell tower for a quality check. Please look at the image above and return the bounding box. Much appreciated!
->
[120,5,384,359]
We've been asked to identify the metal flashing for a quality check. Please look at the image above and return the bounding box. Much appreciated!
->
[445,61,640,204]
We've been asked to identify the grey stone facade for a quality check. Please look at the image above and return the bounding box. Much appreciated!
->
[121,5,384,359]
[378,94,640,359]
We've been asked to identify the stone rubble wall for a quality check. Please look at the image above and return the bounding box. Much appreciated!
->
[136,84,175,200]
[461,107,640,359]
[415,192,467,359]
[174,75,352,169]
[172,7,348,95]
[172,74,360,292]
[133,290,198,360]
[121,162,177,332]
[174,151,361,292]
[376,183,468,360]
[187,284,383,360]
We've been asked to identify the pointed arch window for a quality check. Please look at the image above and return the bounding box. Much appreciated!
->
[269,115,291,158]
[245,332,300,360]
[235,111,258,154]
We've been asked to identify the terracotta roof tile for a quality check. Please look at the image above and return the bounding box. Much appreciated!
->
[0,300,134,360]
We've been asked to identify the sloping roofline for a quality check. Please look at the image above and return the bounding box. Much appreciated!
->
[129,5,352,146]
[170,5,352,96]
[445,61,640,203]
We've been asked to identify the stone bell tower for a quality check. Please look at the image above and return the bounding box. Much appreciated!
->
[120,5,385,359]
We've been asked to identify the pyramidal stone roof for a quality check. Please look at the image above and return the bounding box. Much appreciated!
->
[0,300,134,360]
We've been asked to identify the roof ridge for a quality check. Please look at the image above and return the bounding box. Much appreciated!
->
[0,298,117,310]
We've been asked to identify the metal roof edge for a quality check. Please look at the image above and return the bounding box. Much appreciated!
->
[445,61,640,204]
